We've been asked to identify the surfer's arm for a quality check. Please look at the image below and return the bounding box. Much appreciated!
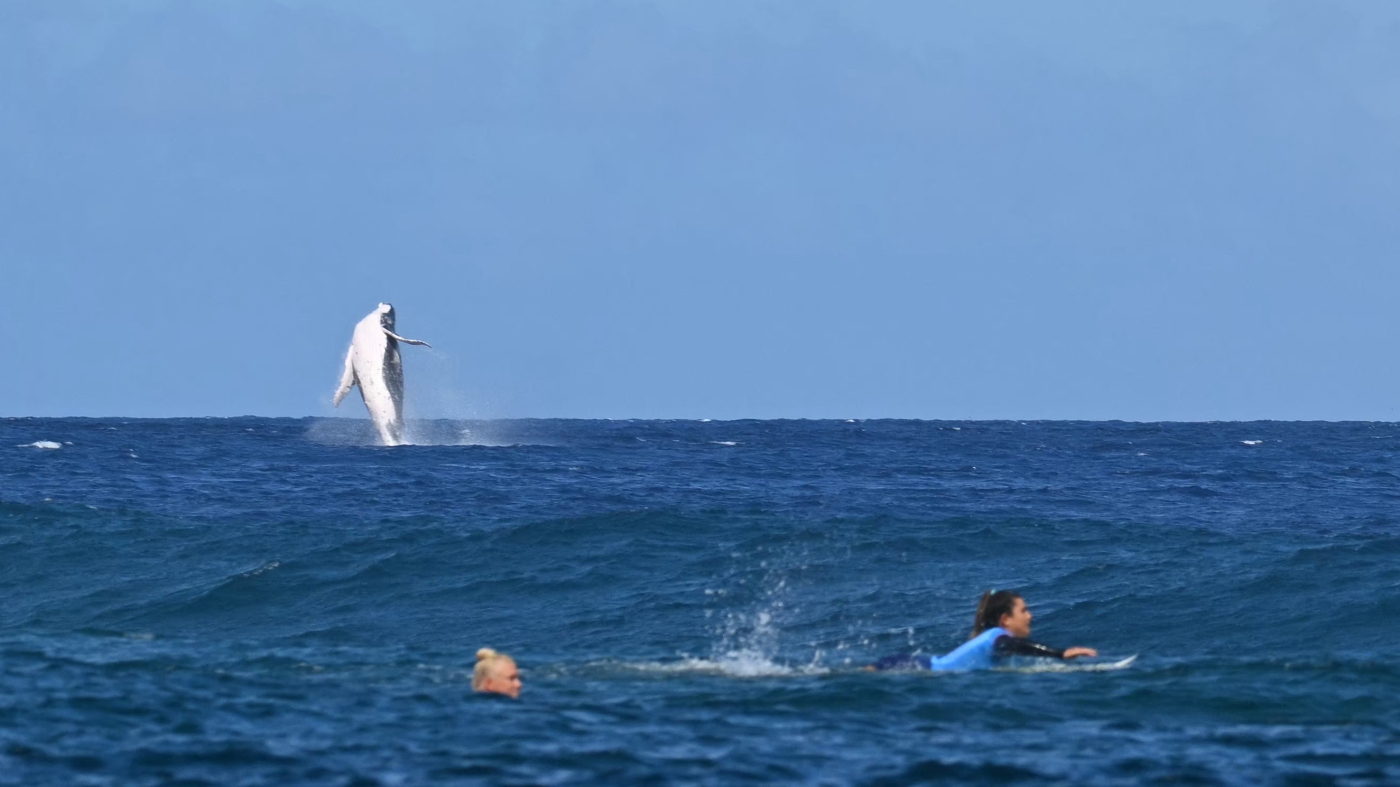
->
[332,347,356,407]
[383,329,431,348]
[994,636,1096,660]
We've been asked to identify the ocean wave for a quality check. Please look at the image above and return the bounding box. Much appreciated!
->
[5,418,1400,786]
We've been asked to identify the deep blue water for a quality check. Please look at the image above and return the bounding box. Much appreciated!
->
[2,418,1399,785]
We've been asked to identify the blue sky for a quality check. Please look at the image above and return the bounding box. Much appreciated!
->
[4,1,1400,420]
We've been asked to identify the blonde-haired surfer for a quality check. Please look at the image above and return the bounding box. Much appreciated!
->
[473,648,522,698]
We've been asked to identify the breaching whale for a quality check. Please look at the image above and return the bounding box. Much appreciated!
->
[333,303,431,446]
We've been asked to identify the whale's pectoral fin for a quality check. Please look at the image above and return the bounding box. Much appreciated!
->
[383,328,431,348]
[332,347,357,407]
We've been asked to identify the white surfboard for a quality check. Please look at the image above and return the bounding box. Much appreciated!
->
[1001,655,1137,673]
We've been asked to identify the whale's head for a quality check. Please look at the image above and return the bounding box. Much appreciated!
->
[376,302,396,329]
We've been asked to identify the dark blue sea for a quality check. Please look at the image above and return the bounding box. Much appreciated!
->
[2,418,1398,785]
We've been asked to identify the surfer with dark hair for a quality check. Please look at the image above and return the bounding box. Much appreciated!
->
[870,589,1097,671]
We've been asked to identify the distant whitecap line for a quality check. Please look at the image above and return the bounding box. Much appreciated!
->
[710,441,740,446]
[17,441,62,449]
[304,418,540,448]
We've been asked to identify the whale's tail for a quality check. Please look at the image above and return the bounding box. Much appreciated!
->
[332,345,356,407]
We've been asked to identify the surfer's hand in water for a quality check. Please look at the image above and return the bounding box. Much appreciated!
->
[1062,647,1098,659]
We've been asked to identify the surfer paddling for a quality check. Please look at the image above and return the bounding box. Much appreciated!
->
[870,590,1097,671]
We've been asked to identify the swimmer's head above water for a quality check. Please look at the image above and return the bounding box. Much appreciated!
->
[473,648,522,699]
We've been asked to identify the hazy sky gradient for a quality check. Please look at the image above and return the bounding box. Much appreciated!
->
[5,1,1400,419]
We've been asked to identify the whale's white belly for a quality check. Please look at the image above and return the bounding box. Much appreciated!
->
[334,304,429,447]
[349,316,405,445]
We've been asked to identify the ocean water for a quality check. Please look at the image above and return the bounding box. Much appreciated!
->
[2,418,1398,786]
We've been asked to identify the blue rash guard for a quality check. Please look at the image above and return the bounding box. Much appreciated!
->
[872,627,1068,672]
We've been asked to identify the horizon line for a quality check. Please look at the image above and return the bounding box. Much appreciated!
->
[6,414,1400,425]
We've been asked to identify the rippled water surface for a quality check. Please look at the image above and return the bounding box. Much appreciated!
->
[2,418,1399,785]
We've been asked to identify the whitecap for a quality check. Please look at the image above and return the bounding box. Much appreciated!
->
[18,441,61,449]
[1241,440,1263,446]
[597,655,827,679]
[711,441,740,446]
[240,560,281,578]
